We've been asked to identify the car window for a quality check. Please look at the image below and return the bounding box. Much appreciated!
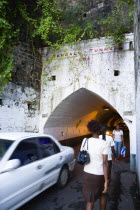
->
[38,137,60,158]
[0,140,14,160]
[9,139,39,167]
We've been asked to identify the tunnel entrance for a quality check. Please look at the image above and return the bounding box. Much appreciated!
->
[44,88,130,156]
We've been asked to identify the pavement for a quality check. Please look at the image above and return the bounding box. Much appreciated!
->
[19,146,140,210]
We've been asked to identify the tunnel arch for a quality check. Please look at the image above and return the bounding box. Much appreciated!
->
[40,34,135,168]
[44,88,129,141]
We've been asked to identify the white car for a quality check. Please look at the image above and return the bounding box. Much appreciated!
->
[0,132,75,210]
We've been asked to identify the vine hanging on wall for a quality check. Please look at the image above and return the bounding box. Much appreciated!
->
[0,0,135,90]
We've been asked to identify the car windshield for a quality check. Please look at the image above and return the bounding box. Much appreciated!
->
[0,139,14,160]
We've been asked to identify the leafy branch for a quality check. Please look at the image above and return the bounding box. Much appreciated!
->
[0,0,135,90]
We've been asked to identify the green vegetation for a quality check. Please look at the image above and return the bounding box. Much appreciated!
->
[98,0,135,47]
[0,0,135,89]
[0,0,18,89]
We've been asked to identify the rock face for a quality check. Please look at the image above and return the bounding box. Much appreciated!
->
[12,42,42,90]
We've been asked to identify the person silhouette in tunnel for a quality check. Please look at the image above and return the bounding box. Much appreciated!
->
[81,120,109,210]
[99,125,116,185]
[113,124,124,160]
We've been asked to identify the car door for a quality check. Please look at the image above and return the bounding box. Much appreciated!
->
[37,137,64,190]
[0,138,44,210]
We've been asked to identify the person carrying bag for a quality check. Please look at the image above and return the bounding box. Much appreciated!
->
[80,120,109,210]
[77,138,90,165]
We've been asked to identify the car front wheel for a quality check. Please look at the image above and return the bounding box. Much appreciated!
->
[57,166,69,188]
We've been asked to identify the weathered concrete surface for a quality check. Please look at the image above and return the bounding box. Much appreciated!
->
[0,42,42,133]
[19,145,139,210]
[0,84,40,132]
[134,0,140,190]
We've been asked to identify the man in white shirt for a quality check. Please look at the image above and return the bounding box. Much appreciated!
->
[113,124,124,158]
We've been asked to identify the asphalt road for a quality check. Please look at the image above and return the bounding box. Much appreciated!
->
[19,144,85,210]
[18,144,139,210]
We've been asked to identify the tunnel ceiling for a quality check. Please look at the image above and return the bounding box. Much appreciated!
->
[45,88,122,128]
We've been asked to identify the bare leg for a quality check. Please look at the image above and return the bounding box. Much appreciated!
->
[108,161,112,186]
[86,202,94,210]
[100,195,107,210]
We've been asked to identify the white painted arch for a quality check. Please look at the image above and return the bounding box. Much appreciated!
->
[39,33,136,156]
[44,87,120,126]
[44,87,125,138]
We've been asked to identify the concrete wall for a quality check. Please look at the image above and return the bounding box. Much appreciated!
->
[40,33,136,158]
[134,0,140,186]
[0,84,40,132]
[0,42,42,132]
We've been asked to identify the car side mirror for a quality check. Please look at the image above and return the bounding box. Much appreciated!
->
[2,159,21,173]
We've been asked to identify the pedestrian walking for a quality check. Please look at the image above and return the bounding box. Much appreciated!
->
[81,120,109,210]
[113,124,124,160]
[99,125,116,184]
